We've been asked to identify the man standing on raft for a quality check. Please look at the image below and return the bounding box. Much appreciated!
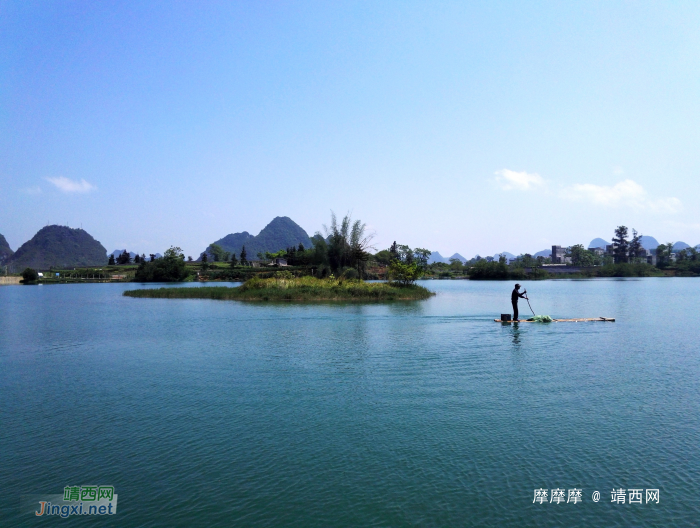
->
[511,284,527,321]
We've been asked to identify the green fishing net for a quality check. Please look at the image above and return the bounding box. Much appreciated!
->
[528,315,553,322]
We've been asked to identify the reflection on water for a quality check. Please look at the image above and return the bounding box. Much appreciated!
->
[509,323,522,348]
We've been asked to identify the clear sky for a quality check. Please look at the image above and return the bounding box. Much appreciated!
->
[2,1,699,258]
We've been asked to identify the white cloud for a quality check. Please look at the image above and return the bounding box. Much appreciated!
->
[494,169,545,191]
[45,176,96,194]
[560,179,682,214]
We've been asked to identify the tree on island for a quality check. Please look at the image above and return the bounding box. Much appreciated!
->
[230,251,238,268]
[108,254,115,265]
[322,211,375,277]
[117,250,131,265]
[240,246,248,265]
[388,260,421,285]
[201,252,208,263]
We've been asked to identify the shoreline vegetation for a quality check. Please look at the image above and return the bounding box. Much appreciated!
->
[123,276,435,302]
[10,219,700,284]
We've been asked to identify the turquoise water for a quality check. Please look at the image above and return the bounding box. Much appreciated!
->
[1,279,699,526]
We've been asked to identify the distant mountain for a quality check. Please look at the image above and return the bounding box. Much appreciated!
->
[588,238,609,249]
[672,241,690,251]
[8,225,108,270]
[639,236,659,250]
[534,248,551,257]
[0,234,13,265]
[494,252,516,261]
[448,253,466,263]
[427,251,448,264]
[206,217,312,260]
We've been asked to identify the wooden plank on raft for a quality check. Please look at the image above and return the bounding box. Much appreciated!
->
[494,317,616,323]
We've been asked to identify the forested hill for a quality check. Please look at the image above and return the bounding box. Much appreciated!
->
[0,234,13,265]
[8,225,108,270]
[206,217,313,259]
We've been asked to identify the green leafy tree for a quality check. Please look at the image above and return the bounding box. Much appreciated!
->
[373,249,392,266]
[108,254,115,265]
[117,250,131,265]
[134,254,140,263]
[388,260,421,285]
[396,245,414,264]
[414,248,431,268]
[389,241,399,261]
[150,254,156,262]
[655,243,674,268]
[134,248,189,282]
[349,218,374,277]
[466,258,509,279]
[22,268,39,282]
[230,251,238,268]
[201,252,208,263]
[323,211,374,275]
[568,244,596,267]
[164,246,184,260]
[240,246,248,265]
[209,244,228,262]
[612,226,629,263]
[628,229,643,262]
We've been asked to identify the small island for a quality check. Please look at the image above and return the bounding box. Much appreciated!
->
[123,275,434,302]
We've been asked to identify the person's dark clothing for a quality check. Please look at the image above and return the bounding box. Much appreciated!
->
[512,288,526,321]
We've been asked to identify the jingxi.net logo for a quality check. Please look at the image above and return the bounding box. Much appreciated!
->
[23,485,118,518]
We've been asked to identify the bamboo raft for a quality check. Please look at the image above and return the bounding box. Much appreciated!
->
[495,317,615,323]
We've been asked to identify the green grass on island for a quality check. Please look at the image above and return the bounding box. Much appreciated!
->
[123,276,435,302]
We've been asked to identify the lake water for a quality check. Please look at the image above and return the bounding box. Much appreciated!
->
[1,279,699,526]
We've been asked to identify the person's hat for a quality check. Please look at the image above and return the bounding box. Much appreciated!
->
[515,283,521,288]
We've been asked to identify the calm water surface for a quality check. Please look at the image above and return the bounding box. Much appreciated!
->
[1,279,699,527]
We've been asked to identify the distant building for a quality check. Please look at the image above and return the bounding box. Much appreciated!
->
[634,248,656,265]
[589,247,605,257]
[551,245,572,265]
[270,258,288,266]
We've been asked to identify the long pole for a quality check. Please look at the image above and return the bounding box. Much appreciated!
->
[525,295,536,316]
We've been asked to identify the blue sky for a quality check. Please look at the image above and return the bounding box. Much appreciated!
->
[1,1,699,258]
